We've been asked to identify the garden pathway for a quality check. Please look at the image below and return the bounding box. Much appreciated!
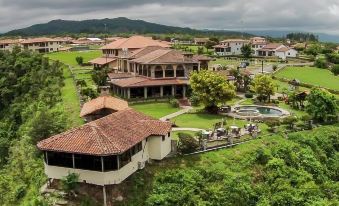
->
[159,106,192,121]
[172,127,204,132]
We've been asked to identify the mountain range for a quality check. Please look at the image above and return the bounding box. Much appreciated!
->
[2,17,339,43]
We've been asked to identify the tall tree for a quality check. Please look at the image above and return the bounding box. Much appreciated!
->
[251,74,276,102]
[241,44,252,59]
[306,88,338,122]
[190,70,236,113]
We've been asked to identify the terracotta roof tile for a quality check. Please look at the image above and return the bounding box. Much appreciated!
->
[100,36,171,50]
[89,57,117,65]
[80,96,129,117]
[37,109,172,155]
[21,37,60,44]
[131,49,199,64]
[111,77,189,88]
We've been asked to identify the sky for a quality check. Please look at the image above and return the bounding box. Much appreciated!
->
[1,0,339,35]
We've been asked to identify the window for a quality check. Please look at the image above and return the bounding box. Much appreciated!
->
[168,132,171,137]
[162,136,166,141]
[46,151,73,168]
[103,155,118,171]
[176,65,185,77]
[131,142,142,156]
[165,65,174,77]
[154,66,163,78]
[119,150,131,168]
[74,154,102,171]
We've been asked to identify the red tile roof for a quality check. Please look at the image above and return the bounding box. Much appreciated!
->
[111,77,189,88]
[89,57,117,65]
[80,96,129,117]
[37,108,172,155]
[100,36,171,50]
[130,49,199,64]
[21,38,60,44]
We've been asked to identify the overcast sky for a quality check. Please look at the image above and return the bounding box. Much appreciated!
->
[1,0,339,34]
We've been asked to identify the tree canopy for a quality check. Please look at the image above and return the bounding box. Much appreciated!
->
[251,74,276,102]
[190,70,236,112]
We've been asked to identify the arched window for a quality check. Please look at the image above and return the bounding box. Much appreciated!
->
[165,65,174,77]
[154,66,163,78]
[176,65,185,77]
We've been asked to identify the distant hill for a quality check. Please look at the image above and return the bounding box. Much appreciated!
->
[3,17,250,37]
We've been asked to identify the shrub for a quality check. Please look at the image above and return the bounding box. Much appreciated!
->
[169,98,179,108]
[282,116,298,125]
[61,173,79,194]
[75,56,84,65]
[244,93,254,98]
[331,64,339,75]
[189,94,200,106]
[272,64,278,71]
[80,87,98,99]
[178,132,200,154]
[314,58,327,69]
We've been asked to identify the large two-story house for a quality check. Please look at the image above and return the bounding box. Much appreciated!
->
[0,39,23,51]
[213,39,249,56]
[256,43,298,60]
[250,37,267,54]
[21,38,61,53]
[90,36,212,100]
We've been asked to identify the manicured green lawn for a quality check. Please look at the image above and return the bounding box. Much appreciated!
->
[130,102,181,119]
[61,67,84,127]
[171,113,269,133]
[275,66,339,91]
[171,131,197,140]
[45,50,102,67]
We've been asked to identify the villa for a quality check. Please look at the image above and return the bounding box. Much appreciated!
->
[0,39,23,51]
[90,35,212,100]
[194,38,209,45]
[250,37,267,54]
[256,43,298,59]
[21,38,62,53]
[37,108,172,186]
[213,39,249,56]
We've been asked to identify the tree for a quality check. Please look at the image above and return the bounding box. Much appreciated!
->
[251,75,276,102]
[92,66,109,86]
[61,172,80,194]
[331,64,339,75]
[177,132,200,154]
[306,88,338,122]
[75,56,83,65]
[241,44,252,59]
[190,70,236,113]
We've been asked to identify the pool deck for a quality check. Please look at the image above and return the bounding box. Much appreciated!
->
[226,105,290,119]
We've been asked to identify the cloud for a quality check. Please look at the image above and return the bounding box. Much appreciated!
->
[0,0,339,35]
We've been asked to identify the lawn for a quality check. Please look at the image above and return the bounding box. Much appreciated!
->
[61,66,84,127]
[45,50,102,67]
[171,113,269,133]
[130,102,181,119]
[275,66,339,91]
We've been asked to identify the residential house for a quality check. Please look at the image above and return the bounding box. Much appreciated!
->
[80,95,129,122]
[194,38,209,46]
[21,38,61,53]
[90,35,171,70]
[256,43,298,59]
[250,37,267,54]
[213,39,249,56]
[109,47,212,99]
[37,108,172,186]
[0,39,23,51]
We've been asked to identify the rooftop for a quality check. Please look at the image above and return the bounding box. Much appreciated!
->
[111,76,189,88]
[21,37,59,44]
[89,57,117,65]
[80,96,129,117]
[130,49,199,64]
[100,35,171,50]
[37,108,172,156]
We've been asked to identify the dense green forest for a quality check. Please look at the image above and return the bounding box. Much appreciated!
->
[286,32,319,42]
[120,126,339,206]
[0,48,68,205]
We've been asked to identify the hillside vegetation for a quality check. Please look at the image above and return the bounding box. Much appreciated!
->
[0,48,68,205]
[3,17,250,37]
[119,126,339,206]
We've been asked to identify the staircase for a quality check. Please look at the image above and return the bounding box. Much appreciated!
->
[178,98,191,107]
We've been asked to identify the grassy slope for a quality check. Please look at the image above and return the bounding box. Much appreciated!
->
[46,50,102,67]
[275,66,339,91]
[61,66,84,127]
[130,102,180,119]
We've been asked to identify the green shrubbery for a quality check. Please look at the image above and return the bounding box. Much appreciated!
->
[169,98,179,108]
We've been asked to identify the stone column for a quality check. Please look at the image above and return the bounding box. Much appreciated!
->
[183,85,186,98]
[162,65,165,78]
[171,85,175,96]
[160,86,163,97]
[173,65,177,77]
[127,88,131,99]
[144,87,148,99]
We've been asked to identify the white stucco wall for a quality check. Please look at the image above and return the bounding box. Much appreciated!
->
[44,135,172,185]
